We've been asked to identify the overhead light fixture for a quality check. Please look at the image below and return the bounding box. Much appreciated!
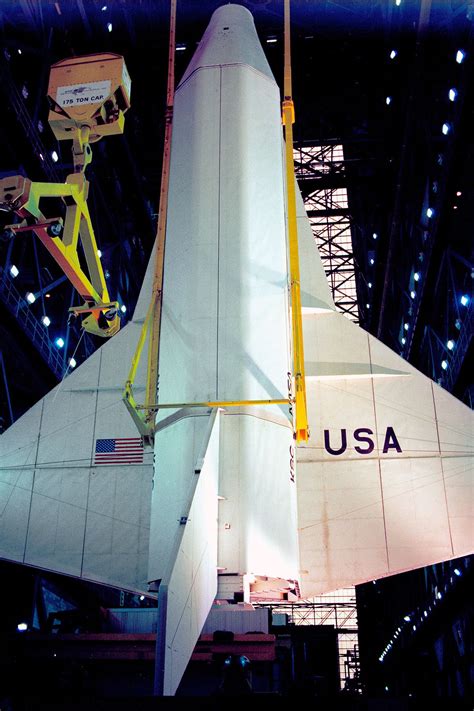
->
[404,322,409,331]
[176,44,186,51]
[107,22,112,32]
[460,294,469,306]
[449,88,458,102]
[395,0,401,5]
[390,50,397,59]
[9,264,19,278]
[456,49,466,64]
[410,290,416,299]
[372,232,378,240]
[55,337,65,348]
[370,258,375,265]
[69,357,77,368]
[120,304,127,313]
[404,615,411,622]
[368,282,372,288]
[385,96,392,105]
[447,339,455,351]
[26,292,36,304]
[442,122,451,135]
[441,360,448,370]
[18,49,22,55]
[266,37,277,44]
[366,303,370,309]
[17,623,28,632]
[414,271,420,282]
[139,595,145,601]
[454,568,462,576]
[426,207,434,218]
[51,150,59,162]
[42,315,51,327]
[97,249,102,258]
[101,4,107,10]
[437,591,442,599]
[401,337,406,345]
[456,191,462,196]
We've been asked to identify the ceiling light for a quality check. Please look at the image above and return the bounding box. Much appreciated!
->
[449,88,458,102]
[17,623,28,632]
[55,337,65,348]
[456,49,466,64]
[139,595,145,601]
[69,357,77,368]
[368,282,372,288]
[370,258,375,265]
[97,249,102,258]
[9,264,19,278]
[266,38,277,44]
[404,615,410,622]
[437,591,442,599]
[51,150,59,162]
[385,96,392,105]
[120,304,127,313]
[456,191,462,196]
[366,303,370,309]
[42,315,51,327]
[372,232,378,240]
[395,0,401,5]
[447,339,454,350]
[26,292,36,304]
[442,122,451,135]
[101,4,107,10]
[410,290,415,299]
[414,272,420,282]
[454,568,462,576]
[107,22,112,32]
[401,337,406,345]
[460,294,469,306]
[390,50,397,59]
[426,207,434,218]
[17,49,22,55]
[404,322,409,331]
[176,44,186,51]
[441,360,448,370]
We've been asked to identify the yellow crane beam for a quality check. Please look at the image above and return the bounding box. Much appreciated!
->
[282,0,309,443]
[123,0,177,442]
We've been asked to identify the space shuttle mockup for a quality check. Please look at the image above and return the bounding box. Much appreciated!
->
[0,3,472,696]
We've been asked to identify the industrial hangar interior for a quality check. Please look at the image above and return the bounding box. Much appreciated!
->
[0,0,472,704]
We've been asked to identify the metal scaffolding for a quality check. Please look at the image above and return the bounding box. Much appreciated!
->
[256,587,361,692]
[294,142,359,323]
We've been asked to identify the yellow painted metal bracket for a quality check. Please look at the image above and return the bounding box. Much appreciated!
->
[122,0,177,443]
[283,0,309,443]
[0,173,120,337]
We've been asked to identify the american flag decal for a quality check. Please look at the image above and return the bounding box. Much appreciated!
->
[93,438,144,465]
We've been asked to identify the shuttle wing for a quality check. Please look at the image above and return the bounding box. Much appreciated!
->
[0,254,157,592]
[296,225,473,596]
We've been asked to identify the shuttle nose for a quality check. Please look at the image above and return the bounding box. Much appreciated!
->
[178,3,275,87]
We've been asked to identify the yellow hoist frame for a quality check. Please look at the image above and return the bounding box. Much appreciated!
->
[0,53,131,337]
[282,0,309,442]
[123,0,309,445]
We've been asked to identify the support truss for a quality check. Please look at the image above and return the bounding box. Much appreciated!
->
[294,143,359,323]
